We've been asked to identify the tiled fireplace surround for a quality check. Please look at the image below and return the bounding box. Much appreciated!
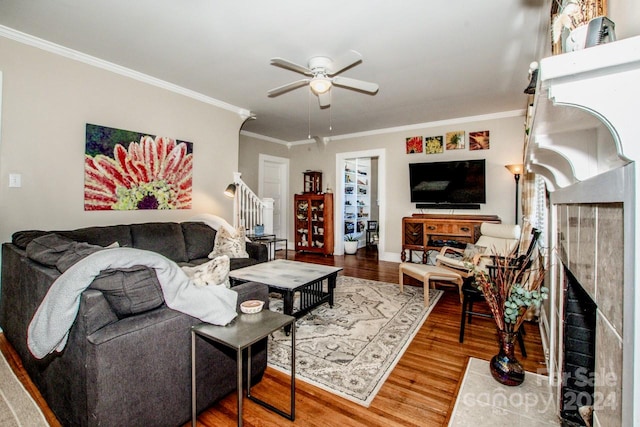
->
[555,201,624,426]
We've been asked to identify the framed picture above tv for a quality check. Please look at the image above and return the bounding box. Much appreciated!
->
[409,159,486,209]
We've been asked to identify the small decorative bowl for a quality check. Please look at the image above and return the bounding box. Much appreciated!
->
[240,300,264,314]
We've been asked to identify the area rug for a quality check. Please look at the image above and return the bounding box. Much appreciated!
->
[267,276,443,407]
[0,350,49,426]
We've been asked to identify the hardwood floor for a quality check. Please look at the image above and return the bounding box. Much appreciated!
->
[0,247,547,427]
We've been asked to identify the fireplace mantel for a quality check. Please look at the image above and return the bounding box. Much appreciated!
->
[526,35,640,190]
[526,36,640,427]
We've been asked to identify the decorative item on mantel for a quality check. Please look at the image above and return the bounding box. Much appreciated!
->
[472,251,548,386]
[551,0,611,54]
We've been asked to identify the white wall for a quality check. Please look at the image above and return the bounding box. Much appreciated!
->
[241,112,526,260]
[0,36,244,244]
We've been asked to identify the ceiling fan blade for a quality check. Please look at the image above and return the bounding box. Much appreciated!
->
[326,50,362,76]
[270,57,313,75]
[332,76,379,94]
[267,79,310,97]
[318,91,331,108]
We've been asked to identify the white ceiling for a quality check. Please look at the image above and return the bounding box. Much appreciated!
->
[0,0,550,143]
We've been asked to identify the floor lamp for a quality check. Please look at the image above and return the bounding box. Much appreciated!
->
[505,164,524,225]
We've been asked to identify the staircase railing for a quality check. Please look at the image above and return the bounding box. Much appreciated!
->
[231,172,274,235]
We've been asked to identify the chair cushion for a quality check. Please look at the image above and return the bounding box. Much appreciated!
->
[435,254,468,270]
[479,223,521,240]
[476,223,520,256]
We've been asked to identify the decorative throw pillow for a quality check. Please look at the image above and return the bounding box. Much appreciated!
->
[208,226,249,259]
[463,243,486,262]
[182,255,231,287]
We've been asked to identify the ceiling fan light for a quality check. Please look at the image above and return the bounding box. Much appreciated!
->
[310,77,332,94]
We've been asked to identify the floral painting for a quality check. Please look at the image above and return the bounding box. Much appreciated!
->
[446,131,465,150]
[406,136,423,154]
[425,136,444,154]
[84,123,193,210]
[469,130,490,150]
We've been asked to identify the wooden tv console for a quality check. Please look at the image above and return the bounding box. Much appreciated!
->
[401,214,501,263]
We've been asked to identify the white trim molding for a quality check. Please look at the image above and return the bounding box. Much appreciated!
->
[0,25,251,119]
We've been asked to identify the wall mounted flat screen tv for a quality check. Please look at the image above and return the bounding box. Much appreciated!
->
[409,159,486,205]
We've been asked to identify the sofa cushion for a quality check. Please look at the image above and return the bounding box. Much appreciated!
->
[208,226,249,259]
[230,257,259,270]
[90,266,164,318]
[130,222,188,262]
[181,222,216,261]
[62,225,133,248]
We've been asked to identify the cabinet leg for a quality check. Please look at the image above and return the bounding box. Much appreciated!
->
[422,251,428,264]
[401,250,406,262]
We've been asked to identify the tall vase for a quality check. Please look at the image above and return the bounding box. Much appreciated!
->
[489,329,525,386]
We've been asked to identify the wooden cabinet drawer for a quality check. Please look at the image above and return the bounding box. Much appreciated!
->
[424,223,454,234]
[454,224,475,236]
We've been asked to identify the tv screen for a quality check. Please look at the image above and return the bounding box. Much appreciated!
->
[409,159,486,204]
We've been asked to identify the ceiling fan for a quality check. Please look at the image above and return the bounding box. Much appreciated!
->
[267,50,379,108]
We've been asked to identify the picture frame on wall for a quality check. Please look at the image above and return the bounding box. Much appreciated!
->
[445,131,465,150]
[406,136,423,154]
[469,130,490,151]
[425,136,444,154]
[84,123,193,211]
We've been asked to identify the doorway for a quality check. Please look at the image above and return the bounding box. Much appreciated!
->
[258,154,289,247]
[335,149,386,257]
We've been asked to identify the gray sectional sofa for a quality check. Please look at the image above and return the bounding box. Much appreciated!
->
[0,221,269,426]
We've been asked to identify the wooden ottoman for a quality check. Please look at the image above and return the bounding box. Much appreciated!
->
[399,262,464,306]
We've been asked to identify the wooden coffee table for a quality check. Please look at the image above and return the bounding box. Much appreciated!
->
[229,260,342,328]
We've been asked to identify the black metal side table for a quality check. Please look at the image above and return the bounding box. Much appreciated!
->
[191,310,296,426]
[246,234,288,260]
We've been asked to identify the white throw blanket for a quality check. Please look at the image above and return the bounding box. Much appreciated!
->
[27,247,238,359]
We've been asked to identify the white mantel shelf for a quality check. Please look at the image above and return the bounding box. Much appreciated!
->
[526,35,640,190]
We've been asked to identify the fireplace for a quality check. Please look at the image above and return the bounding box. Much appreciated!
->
[561,265,596,426]
[551,201,625,427]
[525,36,639,426]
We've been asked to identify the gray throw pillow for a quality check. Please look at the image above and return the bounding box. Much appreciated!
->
[90,266,164,318]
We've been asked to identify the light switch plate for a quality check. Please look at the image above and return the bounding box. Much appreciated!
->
[9,173,21,188]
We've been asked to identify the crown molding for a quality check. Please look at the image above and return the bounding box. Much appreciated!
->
[0,25,251,119]
[242,110,526,146]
